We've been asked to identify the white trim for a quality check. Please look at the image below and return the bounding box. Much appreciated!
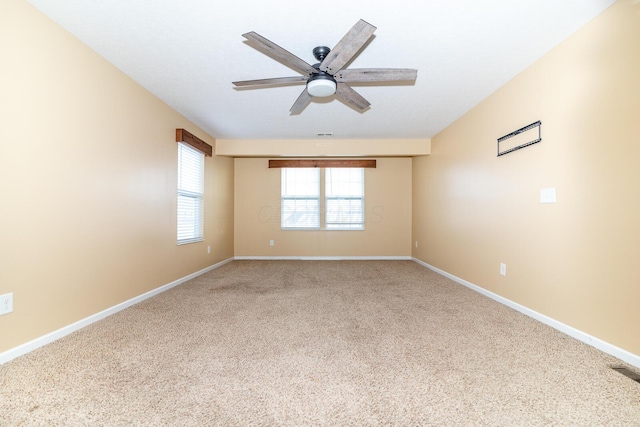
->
[412,257,640,369]
[234,256,412,261]
[0,257,234,365]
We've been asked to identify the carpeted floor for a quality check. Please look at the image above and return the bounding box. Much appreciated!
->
[1,260,639,426]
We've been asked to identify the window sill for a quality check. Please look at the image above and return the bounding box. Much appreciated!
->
[177,238,204,245]
[281,228,364,231]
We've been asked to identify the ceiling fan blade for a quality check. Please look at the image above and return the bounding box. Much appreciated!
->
[320,19,376,75]
[334,68,418,83]
[335,82,370,111]
[243,32,315,76]
[289,88,313,115]
[233,76,307,87]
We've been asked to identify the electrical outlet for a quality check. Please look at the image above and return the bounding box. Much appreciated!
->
[500,263,507,276]
[269,240,275,247]
[415,241,418,248]
[207,245,211,254]
[0,293,13,315]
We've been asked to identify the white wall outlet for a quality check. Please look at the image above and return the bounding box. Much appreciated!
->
[207,245,211,254]
[500,263,507,276]
[415,241,418,248]
[0,293,13,315]
[269,240,275,247]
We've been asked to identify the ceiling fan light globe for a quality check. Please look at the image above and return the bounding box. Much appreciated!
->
[307,78,336,97]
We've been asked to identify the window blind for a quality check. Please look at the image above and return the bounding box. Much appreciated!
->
[281,168,320,229]
[325,168,364,230]
[177,142,204,244]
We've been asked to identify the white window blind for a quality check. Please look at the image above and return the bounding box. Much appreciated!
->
[325,168,364,230]
[281,168,320,229]
[177,142,204,244]
[281,167,364,230]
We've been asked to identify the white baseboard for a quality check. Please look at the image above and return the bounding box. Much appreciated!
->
[234,256,412,261]
[412,257,640,369]
[0,257,234,365]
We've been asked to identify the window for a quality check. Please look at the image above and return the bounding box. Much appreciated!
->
[281,167,364,230]
[177,142,204,244]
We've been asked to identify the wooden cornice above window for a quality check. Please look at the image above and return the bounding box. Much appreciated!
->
[176,129,213,157]
[268,159,376,168]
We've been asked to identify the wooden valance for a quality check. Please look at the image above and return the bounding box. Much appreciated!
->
[268,159,376,168]
[176,129,212,157]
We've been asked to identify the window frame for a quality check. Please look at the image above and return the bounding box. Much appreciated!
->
[280,167,365,231]
[177,142,205,245]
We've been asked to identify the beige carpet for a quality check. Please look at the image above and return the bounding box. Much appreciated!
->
[1,260,639,426]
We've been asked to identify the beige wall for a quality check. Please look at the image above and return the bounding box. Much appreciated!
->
[217,139,430,157]
[413,0,640,355]
[0,0,234,353]
[235,158,411,257]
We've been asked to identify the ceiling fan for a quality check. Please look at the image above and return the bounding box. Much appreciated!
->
[232,19,418,115]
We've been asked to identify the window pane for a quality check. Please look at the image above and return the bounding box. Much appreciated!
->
[325,168,363,197]
[282,168,320,197]
[282,198,320,229]
[177,193,203,241]
[326,198,364,229]
[178,144,204,193]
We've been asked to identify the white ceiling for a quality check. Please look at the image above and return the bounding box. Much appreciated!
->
[28,0,615,140]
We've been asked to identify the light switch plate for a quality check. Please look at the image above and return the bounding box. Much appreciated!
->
[540,187,556,203]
